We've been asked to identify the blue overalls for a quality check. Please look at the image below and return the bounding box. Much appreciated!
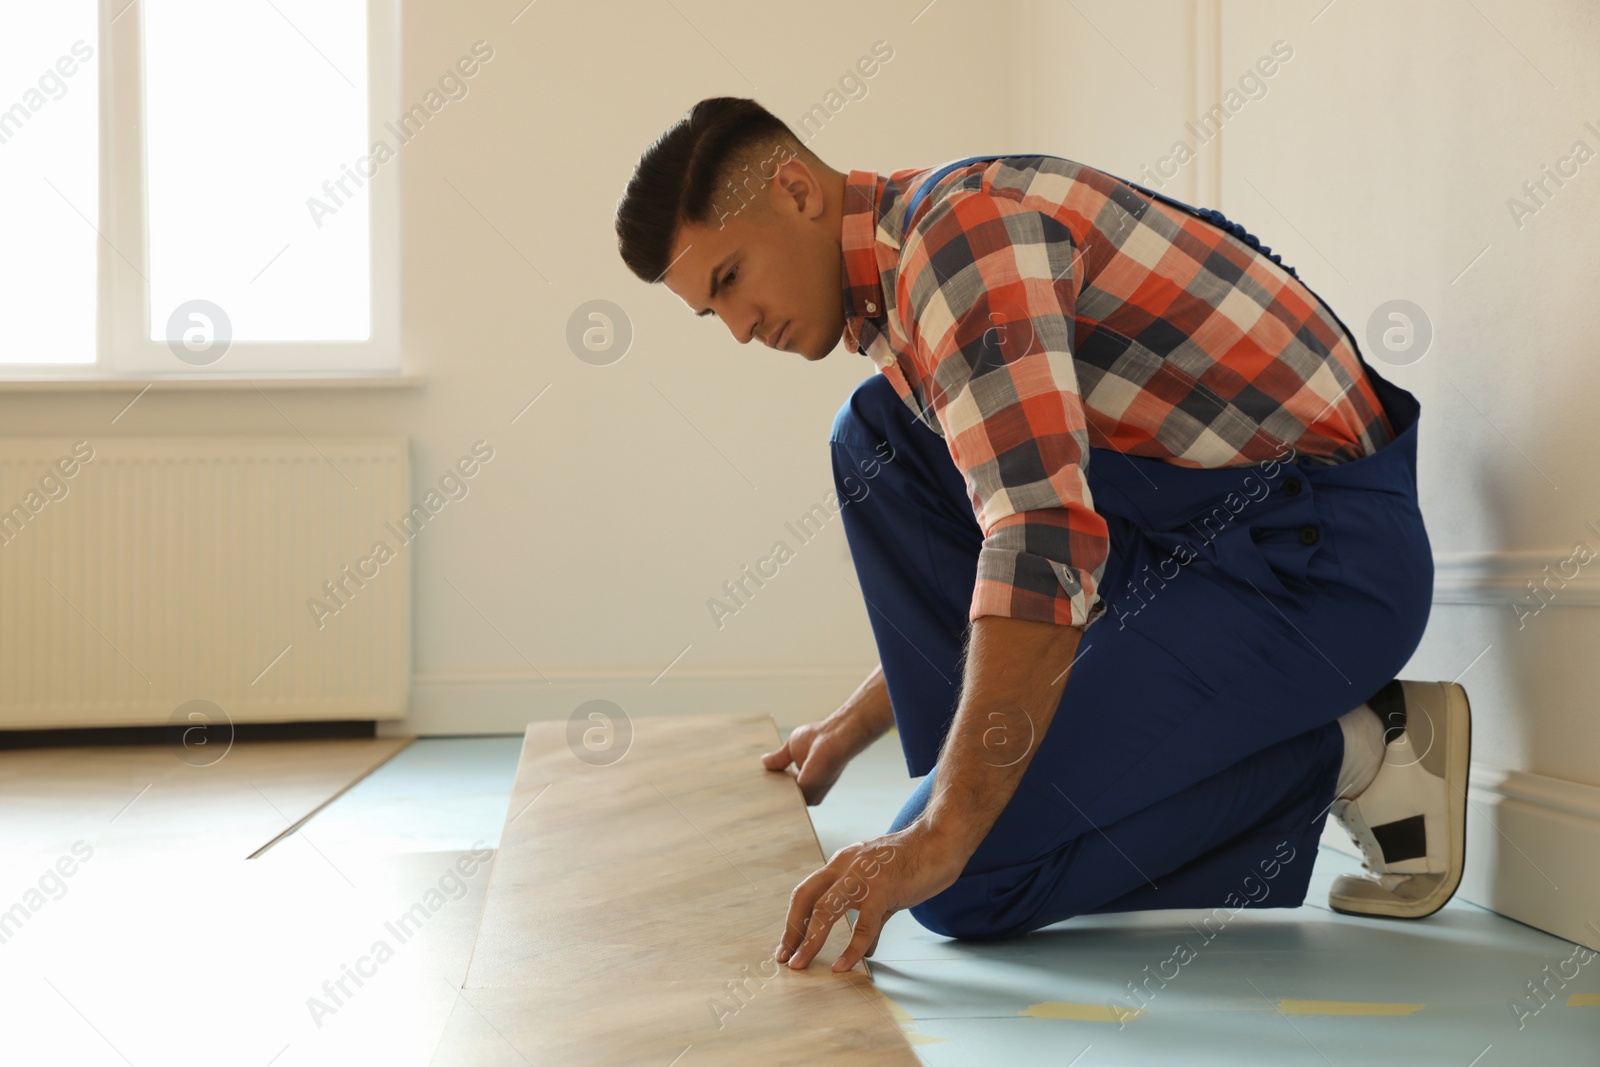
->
[829,156,1433,940]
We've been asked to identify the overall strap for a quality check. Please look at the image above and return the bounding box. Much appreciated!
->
[1113,177,1301,280]
[901,154,1010,231]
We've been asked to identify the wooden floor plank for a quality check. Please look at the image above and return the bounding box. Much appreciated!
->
[444,712,918,1065]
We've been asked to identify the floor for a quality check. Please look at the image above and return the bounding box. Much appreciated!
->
[815,729,1600,1066]
[3,731,1595,1065]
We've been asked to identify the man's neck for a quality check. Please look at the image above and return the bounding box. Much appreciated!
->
[822,167,849,239]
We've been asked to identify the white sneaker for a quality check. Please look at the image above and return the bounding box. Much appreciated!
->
[1326,680,1472,919]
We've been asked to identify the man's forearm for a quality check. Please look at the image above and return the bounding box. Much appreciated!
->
[833,662,897,743]
[914,614,1085,857]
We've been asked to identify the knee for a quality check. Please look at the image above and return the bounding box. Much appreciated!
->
[910,889,1014,943]
[909,897,979,940]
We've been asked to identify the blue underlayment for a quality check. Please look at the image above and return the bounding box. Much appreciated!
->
[815,728,1600,1065]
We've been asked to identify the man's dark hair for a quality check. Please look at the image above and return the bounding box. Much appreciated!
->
[614,97,820,284]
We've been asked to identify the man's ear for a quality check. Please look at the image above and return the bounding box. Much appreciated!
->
[771,158,825,221]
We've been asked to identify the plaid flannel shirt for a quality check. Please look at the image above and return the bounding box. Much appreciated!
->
[839,154,1394,629]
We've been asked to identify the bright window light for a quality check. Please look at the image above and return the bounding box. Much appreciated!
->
[144,0,370,342]
[0,4,99,365]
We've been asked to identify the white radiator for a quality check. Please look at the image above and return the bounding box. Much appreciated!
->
[0,437,411,729]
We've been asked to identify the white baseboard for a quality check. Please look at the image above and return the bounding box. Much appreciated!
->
[1434,547,1600,606]
[1319,761,1600,951]
[385,666,871,738]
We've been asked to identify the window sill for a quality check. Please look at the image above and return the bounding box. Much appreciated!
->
[0,372,427,392]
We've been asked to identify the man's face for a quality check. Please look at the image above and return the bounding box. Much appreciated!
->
[662,159,847,362]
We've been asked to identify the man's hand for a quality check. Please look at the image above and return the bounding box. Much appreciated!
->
[776,822,970,972]
[762,668,894,805]
[760,717,873,806]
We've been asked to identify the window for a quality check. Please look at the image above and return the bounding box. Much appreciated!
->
[0,0,400,378]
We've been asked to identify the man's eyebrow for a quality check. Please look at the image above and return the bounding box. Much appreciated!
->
[697,253,734,316]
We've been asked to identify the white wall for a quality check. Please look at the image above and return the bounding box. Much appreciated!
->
[0,0,1024,734]
[1021,0,1600,946]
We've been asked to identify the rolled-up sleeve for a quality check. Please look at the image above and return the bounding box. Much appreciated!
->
[896,188,1109,629]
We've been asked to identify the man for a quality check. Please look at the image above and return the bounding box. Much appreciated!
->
[613,97,1471,974]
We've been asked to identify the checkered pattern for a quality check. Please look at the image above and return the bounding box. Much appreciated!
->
[839,154,1394,629]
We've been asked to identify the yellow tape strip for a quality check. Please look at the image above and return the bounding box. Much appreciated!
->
[878,989,949,1044]
[1278,999,1425,1015]
[1020,1001,1141,1022]
[1567,993,1600,1007]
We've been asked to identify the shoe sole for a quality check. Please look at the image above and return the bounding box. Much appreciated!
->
[1327,681,1472,920]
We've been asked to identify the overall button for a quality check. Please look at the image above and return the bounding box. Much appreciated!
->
[1281,476,1302,497]
[1299,525,1320,546]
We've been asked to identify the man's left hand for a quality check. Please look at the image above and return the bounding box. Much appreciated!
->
[777,822,971,972]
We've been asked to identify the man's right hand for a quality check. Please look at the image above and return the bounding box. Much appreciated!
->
[761,713,881,806]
